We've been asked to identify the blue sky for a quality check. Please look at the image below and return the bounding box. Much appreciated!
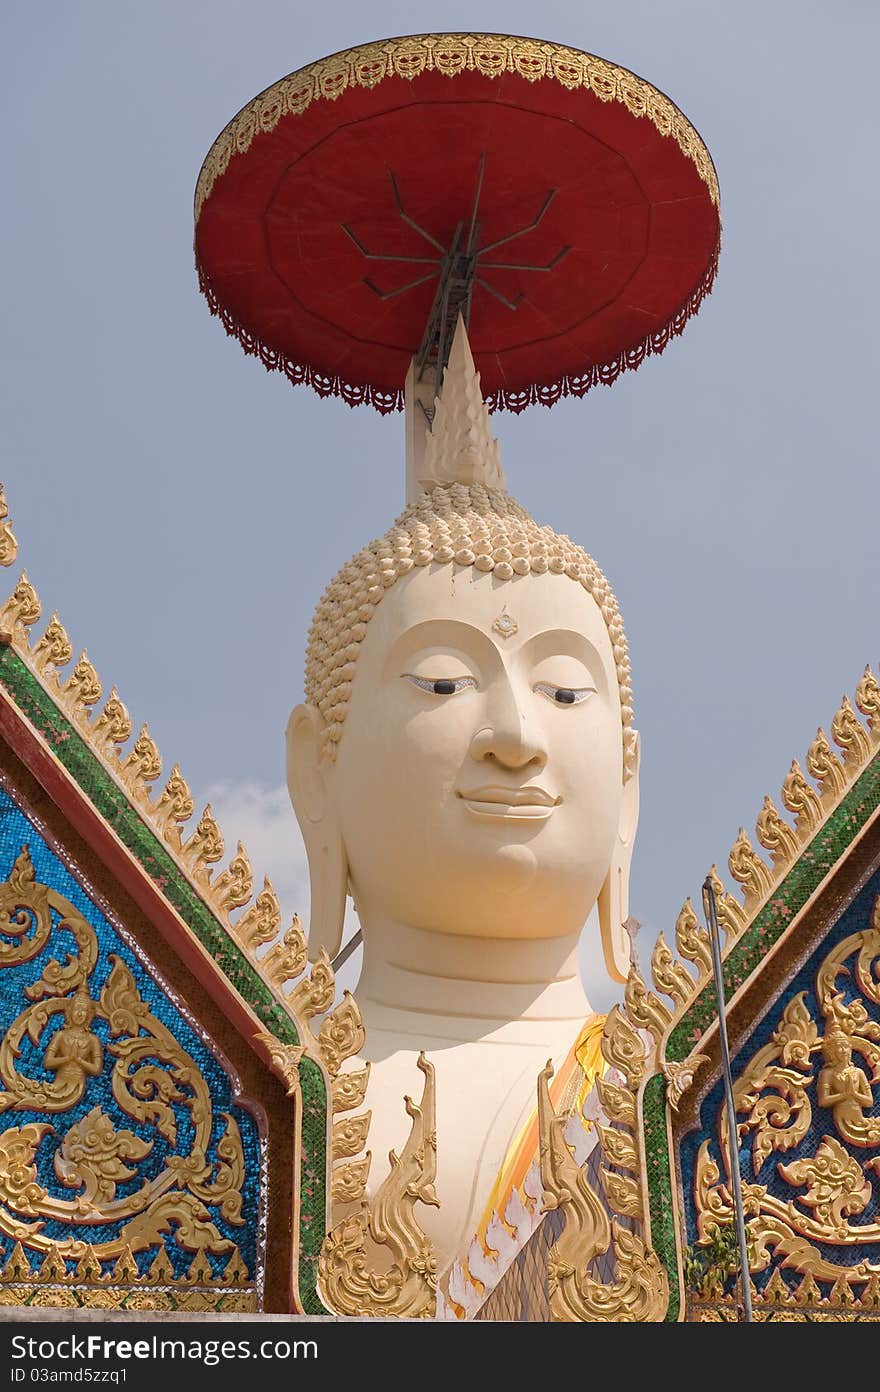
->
[3,2,878,1007]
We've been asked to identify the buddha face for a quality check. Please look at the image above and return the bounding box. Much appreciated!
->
[292,562,637,946]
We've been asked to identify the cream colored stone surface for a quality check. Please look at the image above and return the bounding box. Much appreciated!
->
[286,320,639,1270]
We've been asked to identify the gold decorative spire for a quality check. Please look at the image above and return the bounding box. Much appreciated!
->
[416,315,505,497]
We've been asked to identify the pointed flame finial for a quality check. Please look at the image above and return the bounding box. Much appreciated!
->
[0,484,18,568]
[408,316,506,500]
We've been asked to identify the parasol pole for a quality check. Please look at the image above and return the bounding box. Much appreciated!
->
[331,926,363,974]
[701,876,753,1323]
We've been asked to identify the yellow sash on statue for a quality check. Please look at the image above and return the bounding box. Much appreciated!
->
[475,1012,607,1243]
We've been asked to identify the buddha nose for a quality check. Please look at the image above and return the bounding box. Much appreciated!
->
[470,682,547,771]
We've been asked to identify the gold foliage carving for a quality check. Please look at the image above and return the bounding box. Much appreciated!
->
[289,950,335,1021]
[317,992,365,1078]
[806,729,847,804]
[755,797,799,870]
[315,990,371,1215]
[602,1005,647,1091]
[595,1073,636,1128]
[601,1168,642,1219]
[663,1054,709,1112]
[233,879,281,952]
[154,765,195,843]
[0,846,52,971]
[624,966,671,1045]
[728,827,772,910]
[0,573,41,642]
[332,1065,370,1115]
[332,1112,372,1161]
[705,865,748,944]
[91,689,132,757]
[693,899,880,1309]
[254,1030,304,1097]
[831,695,872,768]
[733,993,816,1173]
[0,1236,256,1309]
[261,917,307,989]
[32,615,72,677]
[597,1123,637,1172]
[0,852,250,1283]
[650,931,694,1007]
[318,1053,437,1318]
[180,805,224,882]
[55,1106,153,1213]
[778,1136,870,1237]
[331,1157,372,1206]
[120,726,162,797]
[781,760,823,837]
[675,899,711,980]
[211,843,253,914]
[0,486,18,568]
[855,667,880,743]
[62,653,102,726]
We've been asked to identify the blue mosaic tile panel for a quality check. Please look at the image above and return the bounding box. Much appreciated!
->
[680,862,880,1300]
[0,781,263,1284]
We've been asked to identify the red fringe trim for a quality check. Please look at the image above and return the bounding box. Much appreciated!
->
[197,241,719,416]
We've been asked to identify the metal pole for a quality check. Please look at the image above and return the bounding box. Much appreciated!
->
[702,877,753,1323]
[330,926,363,975]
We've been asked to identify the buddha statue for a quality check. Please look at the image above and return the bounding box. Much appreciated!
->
[287,317,639,1271]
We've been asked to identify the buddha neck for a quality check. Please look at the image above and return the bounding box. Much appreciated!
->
[354,913,592,1048]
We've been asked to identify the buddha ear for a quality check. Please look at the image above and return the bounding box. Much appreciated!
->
[286,703,349,963]
[598,732,641,983]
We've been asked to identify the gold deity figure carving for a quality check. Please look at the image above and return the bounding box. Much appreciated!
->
[288,318,639,1269]
[817,1020,876,1144]
[43,990,103,1091]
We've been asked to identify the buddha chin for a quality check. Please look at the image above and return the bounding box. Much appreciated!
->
[288,484,639,1268]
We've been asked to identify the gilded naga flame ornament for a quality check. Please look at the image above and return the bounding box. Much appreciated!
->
[318,1053,439,1318]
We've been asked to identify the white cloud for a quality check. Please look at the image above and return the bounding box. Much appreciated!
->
[203,780,309,922]
[203,780,362,994]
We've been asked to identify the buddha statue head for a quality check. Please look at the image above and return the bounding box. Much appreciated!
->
[287,320,639,987]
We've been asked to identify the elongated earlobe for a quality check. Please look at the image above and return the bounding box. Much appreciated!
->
[598,733,641,982]
[286,704,349,962]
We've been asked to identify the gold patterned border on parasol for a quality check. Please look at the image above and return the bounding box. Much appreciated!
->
[194,32,721,414]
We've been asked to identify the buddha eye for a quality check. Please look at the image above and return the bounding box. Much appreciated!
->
[534,682,594,706]
[403,674,478,697]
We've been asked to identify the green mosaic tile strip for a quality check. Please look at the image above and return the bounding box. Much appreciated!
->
[642,1072,679,1322]
[0,647,327,1314]
[668,752,880,1062]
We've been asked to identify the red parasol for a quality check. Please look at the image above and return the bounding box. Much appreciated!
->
[195,33,720,413]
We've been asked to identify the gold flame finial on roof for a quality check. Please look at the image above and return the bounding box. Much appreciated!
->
[0,484,18,568]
